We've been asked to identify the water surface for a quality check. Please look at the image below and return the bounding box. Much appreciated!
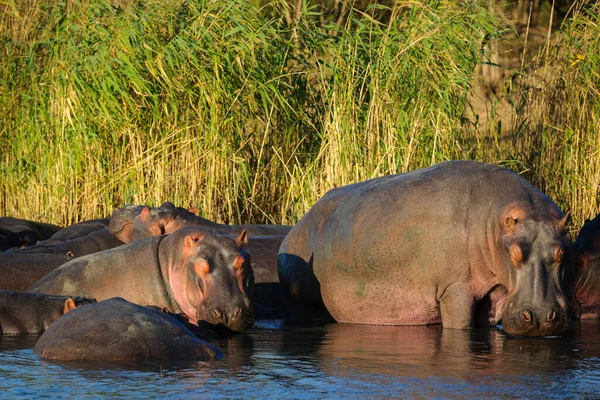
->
[1,320,599,398]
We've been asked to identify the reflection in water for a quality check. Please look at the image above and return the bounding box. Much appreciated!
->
[1,320,599,397]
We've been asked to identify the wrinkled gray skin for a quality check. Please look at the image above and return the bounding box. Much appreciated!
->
[5,229,124,257]
[34,297,222,361]
[0,217,62,251]
[572,214,600,318]
[28,227,255,332]
[279,160,574,337]
[0,290,95,334]
[0,253,75,291]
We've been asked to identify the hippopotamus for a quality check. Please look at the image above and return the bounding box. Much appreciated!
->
[110,202,292,239]
[109,203,288,314]
[0,253,75,291]
[572,214,600,318]
[42,218,110,244]
[34,297,222,361]
[279,160,574,336]
[28,227,255,332]
[0,290,95,334]
[0,217,62,251]
[4,228,125,257]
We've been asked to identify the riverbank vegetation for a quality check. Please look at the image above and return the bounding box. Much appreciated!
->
[1,0,598,228]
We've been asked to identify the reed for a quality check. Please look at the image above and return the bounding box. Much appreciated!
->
[0,0,598,230]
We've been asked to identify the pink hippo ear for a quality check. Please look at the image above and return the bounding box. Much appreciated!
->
[63,298,77,314]
[188,207,198,215]
[138,206,152,223]
[559,212,571,231]
[184,233,205,249]
[235,230,248,248]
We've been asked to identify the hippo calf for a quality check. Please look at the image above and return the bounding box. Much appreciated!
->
[0,290,95,335]
[572,214,600,318]
[34,297,222,361]
[28,227,255,332]
[279,160,574,336]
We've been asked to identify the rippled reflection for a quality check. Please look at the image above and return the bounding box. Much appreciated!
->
[1,320,599,397]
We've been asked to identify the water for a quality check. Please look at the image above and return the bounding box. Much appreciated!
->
[1,319,599,398]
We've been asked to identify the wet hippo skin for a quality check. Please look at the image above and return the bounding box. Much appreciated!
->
[279,160,575,337]
[34,297,222,361]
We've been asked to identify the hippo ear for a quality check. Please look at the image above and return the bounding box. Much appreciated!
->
[138,206,152,223]
[236,230,248,248]
[184,234,204,249]
[63,298,77,314]
[559,212,571,231]
[504,216,518,233]
[188,207,198,215]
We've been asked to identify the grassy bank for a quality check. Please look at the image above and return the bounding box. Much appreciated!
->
[0,0,598,229]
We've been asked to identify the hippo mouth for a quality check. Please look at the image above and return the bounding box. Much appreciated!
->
[201,306,255,333]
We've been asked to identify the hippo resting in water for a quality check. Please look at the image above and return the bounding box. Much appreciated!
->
[279,160,575,337]
[0,217,62,251]
[572,214,600,318]
[28,227,255,332]
[0,290,95,335]
[110,203,288,314]
[34,297,222,361]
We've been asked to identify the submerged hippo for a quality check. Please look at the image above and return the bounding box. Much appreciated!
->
[0,217,62,251]
[572,214,600,318]
[279,160,574,336]
[34,297,222,361]
[0,290,95,334]
[28,227,255,332]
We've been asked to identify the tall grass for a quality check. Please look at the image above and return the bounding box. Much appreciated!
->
[0,0,598,229]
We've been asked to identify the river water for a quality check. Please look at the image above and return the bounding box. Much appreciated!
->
[1,319,599,398]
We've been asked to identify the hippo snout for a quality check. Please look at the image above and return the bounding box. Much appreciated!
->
[206,304,255,332]
[502,301,571,337]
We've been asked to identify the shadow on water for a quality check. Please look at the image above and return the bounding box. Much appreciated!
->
[1,320,599,397]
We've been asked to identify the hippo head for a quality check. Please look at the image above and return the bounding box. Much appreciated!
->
[498,205,574,337]
[164,227,255,332]
[108,205,164,243]
[60,296,97,317]
[572,215,600,317]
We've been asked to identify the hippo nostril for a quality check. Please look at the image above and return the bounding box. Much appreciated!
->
[522,309,533,323]
[233,307,242,318]
[548,310,556,321]
[213,308,223,320]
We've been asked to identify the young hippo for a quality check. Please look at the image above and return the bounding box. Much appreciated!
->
[0,290,95,335]
[34,297,222,361]
[572,214,600,318]
[28,227,255,332]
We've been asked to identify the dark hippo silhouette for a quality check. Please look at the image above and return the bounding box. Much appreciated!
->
[0,217,62,251]
[34,297,222,361]
[28,227,255,332]
[572,214,600,318]
[279,160,574,337]
[42,218,110,244]
[0,290,95,334]
[0,253,75,291]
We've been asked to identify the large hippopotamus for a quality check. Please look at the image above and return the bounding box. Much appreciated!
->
[28,227,255,332]
[0,290,95,334]
[572,214,600,318]
[0,217,62,251]
[34,297,222,361]
[0,253,75,291]
[279,160,574,336]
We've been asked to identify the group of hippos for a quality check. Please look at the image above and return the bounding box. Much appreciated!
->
[1,160,599,362]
